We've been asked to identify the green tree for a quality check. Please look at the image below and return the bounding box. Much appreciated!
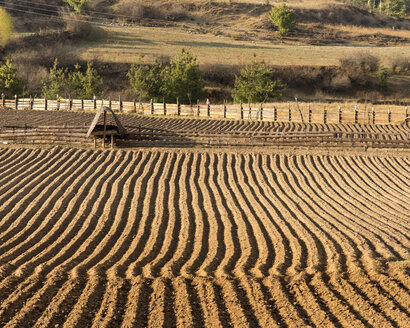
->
[127,55,163,101]
[161,49,204,104]
[0,8,14,47]
[0,60,23,97]
[42,59,69,98]
[232,60,284,103]
[381,0,408,17]
[64,0,89,13]
[377,66,389,89]
[69,62,103,98]
[269,3,298,36]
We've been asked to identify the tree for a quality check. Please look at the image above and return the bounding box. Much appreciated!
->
[64,0,89,14]
[0,8,14,47]
[70,62,103,98]
[0,60,23,97]
[269,3,297,36]
[127,55,163,101]
[161,49,204,104]
[232,60,284,103]
[42,59,69,98]
[381,0,408,17]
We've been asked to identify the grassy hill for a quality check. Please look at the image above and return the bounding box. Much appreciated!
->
[2,0,409,102]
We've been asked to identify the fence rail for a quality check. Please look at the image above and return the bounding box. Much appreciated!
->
[1,96,409,125]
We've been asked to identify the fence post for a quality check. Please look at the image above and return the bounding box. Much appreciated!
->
[207,102,210,117]
[274,106,277,121]
[338,105,342,123]
[119,95,123,112]
[57,95,60,111]
[109,97,112,109]
[81,97,84,111]
[248,102,251,119]
[354,104,358,124]
[197,99,200,116]
[240,101,244,120]
[224,100,227,119]
[1,93,4,107]
[69,97,72,111]
[405,106,408,118]
[177,97,181,116]
[163,97,166,116]
[133,99,137,113]
[372,107,375,124]
[323,109,327,124]
[45,95,48,111]
[30,96,33,110]
[93,95,97,110]
[308,104,312,123]
[15,94,18,110]
[388,107,391,123]
[151,99,154,115]
[288,104,291,122]
[260,103,263,120]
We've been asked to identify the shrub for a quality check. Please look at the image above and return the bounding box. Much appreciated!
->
[390,55,410,73]
[381,0,408,18]
[269,3,297,36]
[64,0,89,13]
[0,8,14,47]
[161,49,204,104]
[339,51,380,73]
[232,60,284,103]
[0,60,24,97]
[377,66,389,89]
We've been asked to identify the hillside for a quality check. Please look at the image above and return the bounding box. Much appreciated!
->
[1,0,409,102]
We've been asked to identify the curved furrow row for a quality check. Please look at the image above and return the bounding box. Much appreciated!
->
[289,155,410,326]
[315,156,409,253]
[302,157,410,323]
[346,155,410,206]
[147,152,184,277]
[0,148,64,234]
[180,153,211,277]
[363,156,410,197]
[130,152,173,277]
[328,156,409,232]
[0,151,122,325]
[0,148,82,263]
[194,152,227,276]
[377,157,410,188]
[223,154,258,276]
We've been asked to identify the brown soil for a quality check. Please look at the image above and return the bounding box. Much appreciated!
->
[0,144,408,327]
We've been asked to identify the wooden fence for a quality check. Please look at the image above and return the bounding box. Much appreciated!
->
[1,95,409,125]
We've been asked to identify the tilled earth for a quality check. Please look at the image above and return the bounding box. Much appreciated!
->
[0,146,409,327]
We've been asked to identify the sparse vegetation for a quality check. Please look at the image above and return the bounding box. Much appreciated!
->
[0,8,14,47]
[269,3,298,36]
[232,60,284,103]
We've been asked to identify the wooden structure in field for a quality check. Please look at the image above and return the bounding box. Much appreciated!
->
[87,106,127,148]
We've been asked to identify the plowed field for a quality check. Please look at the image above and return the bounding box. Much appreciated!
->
[0,147,409,327]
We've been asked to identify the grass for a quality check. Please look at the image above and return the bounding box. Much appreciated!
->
[76,25,410,67]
